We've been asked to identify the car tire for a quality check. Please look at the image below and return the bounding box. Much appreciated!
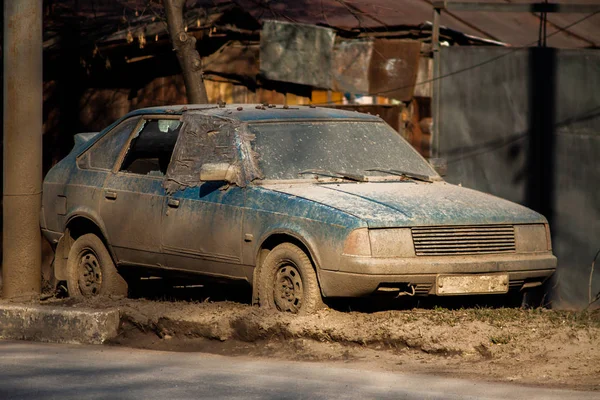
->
[66,233,128,298]
[257,243,324,314]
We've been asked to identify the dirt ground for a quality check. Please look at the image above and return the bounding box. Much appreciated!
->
[42,284,600,392]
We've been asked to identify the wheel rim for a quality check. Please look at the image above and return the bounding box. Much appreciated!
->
[273,262,303,313]
[77,249,102,296]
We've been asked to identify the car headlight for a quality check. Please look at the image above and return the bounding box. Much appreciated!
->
[515,224,550,252]
[343,228,371,256]
[369,229,415,257]
[343,228,415,257]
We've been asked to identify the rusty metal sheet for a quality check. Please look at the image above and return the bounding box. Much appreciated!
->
[413,57,433,98]
[260,20,335,88]
[202,41,260,79]
[332,39,421,100]
[368,39,421,101]
[332,39,373,94]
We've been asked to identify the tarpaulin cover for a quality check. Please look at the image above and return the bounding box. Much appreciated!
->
[332,39,373,94]
[260,20,335,88]
[437,46,600,307]
[164,112,262,193]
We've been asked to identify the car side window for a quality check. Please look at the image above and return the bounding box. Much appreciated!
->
[80,117,140,170]
[163,114,262,193]
[119,119,182,177]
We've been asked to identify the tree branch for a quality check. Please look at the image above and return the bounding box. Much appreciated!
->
[163,0,208,104]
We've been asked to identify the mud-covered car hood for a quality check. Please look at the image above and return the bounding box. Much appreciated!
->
[264,181,547,228]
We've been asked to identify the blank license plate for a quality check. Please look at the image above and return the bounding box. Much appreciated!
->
[436,274,509,295]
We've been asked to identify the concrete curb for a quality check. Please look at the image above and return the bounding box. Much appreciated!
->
[0,304,119,344]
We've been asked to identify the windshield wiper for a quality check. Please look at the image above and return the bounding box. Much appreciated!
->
[298,169,367,182]
[365,168,433,183]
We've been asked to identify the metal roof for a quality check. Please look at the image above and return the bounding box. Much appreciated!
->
[45,1,600,49]
[232,0,600,48]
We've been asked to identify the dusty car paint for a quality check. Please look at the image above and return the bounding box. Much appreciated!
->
[263,181,546,228]
[41,104,557,299]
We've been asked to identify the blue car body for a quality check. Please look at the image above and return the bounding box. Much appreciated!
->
[41,105,556,299]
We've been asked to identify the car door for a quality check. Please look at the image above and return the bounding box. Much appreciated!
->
[62,117,141,234]
[161,115,249,281]
[99,115,182,268]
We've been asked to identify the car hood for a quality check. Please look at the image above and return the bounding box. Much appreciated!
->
[263,181,546,228]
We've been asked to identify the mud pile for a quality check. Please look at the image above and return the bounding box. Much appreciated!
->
[43,296,600,389]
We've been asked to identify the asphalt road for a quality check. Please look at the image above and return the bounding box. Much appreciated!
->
[0,341,597,400]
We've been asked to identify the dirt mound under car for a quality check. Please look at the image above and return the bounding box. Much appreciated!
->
[42,295,600,391]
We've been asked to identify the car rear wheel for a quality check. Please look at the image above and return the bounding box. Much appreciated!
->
[257,243,323,314]
[65,233,128,298]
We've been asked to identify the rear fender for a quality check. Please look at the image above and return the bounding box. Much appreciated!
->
[53,234,70,281]
[54,208,112,281]
[65,207,110,238]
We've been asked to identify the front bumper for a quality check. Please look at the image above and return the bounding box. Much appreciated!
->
[319,253,557,297]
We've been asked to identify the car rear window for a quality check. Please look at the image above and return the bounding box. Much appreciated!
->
[120,119,182,177]
[83,117,140,170]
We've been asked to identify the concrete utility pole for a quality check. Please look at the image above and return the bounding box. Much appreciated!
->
[3,0,43,300]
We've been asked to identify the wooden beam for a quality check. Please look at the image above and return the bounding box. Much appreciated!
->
[432,2,600,14]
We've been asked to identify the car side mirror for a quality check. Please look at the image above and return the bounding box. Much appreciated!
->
[428,158,447,177]
[199,163,238,183]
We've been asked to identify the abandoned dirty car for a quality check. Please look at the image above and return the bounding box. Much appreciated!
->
[40,105,557,313]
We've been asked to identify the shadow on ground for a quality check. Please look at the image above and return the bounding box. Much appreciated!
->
[126,277,527,313]
[127,278,253,304]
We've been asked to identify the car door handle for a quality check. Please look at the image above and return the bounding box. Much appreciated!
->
[104,190,117,200]
[167,198,180,208]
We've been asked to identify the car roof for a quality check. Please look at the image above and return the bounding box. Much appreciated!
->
[128,104,383,123]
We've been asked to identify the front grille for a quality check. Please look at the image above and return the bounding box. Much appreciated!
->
[411,225,516,256]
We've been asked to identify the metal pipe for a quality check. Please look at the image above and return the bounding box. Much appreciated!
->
[431,8,441,158]
[3,0,43,300]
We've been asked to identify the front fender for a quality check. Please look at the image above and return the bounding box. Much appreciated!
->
[251,225,337,301]
[247,213,358,272]
[244,186,365,271]
[255,227,325,271]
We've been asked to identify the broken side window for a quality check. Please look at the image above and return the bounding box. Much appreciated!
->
[119,118,182,177]
[81,117,140,170]
[164,112,262,194]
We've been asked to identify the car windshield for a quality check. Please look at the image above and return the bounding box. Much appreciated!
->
[248,120,437,181]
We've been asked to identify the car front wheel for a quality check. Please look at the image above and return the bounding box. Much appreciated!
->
[257,243,323,314]
[65,233,128,298]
